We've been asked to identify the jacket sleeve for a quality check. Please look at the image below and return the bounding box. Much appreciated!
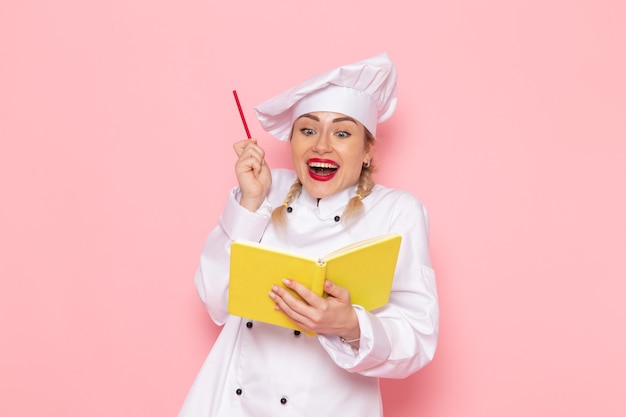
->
[194,187,272,325]
[318,193,439,378]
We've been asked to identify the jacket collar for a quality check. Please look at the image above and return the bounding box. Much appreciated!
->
[296,184,358,219]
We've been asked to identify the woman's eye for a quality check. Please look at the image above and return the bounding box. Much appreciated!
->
[300,128,315,136]
[336,131,351,138]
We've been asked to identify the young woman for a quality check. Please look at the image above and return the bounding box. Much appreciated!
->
[179,53,439,417]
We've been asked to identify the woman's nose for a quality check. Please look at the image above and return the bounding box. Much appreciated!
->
[312,134,332,153]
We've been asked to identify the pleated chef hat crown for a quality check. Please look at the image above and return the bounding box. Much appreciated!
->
[254,52,398,141]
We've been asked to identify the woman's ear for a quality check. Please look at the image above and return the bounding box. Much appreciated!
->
[364,148,373,165]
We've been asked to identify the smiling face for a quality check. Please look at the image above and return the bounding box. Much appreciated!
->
[290,112,372,199]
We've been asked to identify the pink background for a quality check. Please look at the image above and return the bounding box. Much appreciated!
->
[2,1,625,416]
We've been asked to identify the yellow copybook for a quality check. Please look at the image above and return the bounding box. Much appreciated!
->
[228,233,402,335]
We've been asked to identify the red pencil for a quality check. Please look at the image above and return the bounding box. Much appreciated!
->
[232,90,251,139]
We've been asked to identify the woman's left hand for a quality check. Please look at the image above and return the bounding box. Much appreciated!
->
[269,279,360,342]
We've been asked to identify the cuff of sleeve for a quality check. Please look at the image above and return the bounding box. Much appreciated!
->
[220,187,272,241]
[318,306,391,371]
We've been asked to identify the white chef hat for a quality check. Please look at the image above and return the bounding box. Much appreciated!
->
[254,52,398,141]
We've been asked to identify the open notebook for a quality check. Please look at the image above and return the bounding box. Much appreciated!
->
[228,233,402,335]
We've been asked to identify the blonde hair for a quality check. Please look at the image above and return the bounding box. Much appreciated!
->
[271,129,376,227]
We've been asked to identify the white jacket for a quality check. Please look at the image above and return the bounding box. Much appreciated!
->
[179,169,439,417]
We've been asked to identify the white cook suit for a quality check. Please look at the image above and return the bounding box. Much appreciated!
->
[178,169,439,417]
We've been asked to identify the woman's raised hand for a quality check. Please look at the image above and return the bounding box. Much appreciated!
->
[233,139,272,212]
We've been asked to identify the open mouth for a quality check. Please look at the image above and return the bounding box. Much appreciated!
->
[308,160,339,181]
[308,161,339,177]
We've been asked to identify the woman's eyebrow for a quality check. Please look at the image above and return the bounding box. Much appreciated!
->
[332,116,358,125]
[297,114,320,122]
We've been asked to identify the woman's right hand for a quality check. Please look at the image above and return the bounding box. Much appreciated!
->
[233,139,272,212]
